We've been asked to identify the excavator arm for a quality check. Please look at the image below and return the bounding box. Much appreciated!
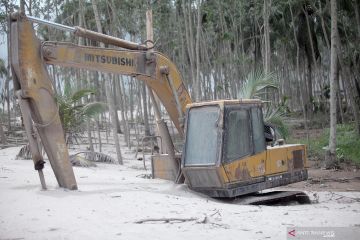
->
[9,12,191,190]
[41,42,191,132]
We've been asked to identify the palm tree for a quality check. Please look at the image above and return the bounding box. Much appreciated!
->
[56,88,106,144]
[16,87,105,159]
[237,70,277,99]
[238,70,289,139]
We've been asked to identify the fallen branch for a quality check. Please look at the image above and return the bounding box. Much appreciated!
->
[134,217,198,224]
[332,192,360,202]
[308,177,357,184]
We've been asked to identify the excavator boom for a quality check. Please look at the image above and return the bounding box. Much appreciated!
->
[42,41,191,132]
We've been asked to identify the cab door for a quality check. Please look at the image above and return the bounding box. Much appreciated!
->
[222,106,267,182]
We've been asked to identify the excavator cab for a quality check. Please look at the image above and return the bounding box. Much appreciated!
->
[181,100,308,198]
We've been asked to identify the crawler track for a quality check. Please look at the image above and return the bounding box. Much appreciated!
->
[230,191,311,205]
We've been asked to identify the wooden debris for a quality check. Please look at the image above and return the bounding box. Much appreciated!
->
[134,217,198,224]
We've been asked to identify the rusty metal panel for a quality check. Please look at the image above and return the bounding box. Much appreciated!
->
[183,167,223,188]
[284,144,307,171]
[266,146,289,175]
[151,154,181,181]
[223,152,266,182]
[218,165,230,183]
[293,149,304,169]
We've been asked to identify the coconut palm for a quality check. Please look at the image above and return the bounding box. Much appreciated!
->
[56,87,106,143]
[16,87,106,159]
[263,101,290,139]
[237,70,278,99]
[238,70,289,139]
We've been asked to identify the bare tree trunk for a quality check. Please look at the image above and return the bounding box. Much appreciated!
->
[6,14,11,131]
[0,118,6,144]
[336,77,344,124]
[354,0,360,40]
[290,2,310,145]
[86,120,94,151]
[114,104,122,133]
[263,0,271,74]
[117,76,130,147]
[194,0,202,101]
[141,82,151,136]
[325,0,338,167]
[85,71,95,151]
[77,0,95,152]
[96,119,102,152]
[182,1,196,99]
[336,34,360,135]
[91,0,122,164]
[129,79,134,122]
[318,0,330,49]
[304,8,321,118]
[105,77,123,164]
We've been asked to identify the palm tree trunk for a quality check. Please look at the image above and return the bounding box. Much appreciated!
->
[194,0,202,101]
[0,118,6,144]
[105,77,123,164]
[141,82,151,136]
[182,1,196,99]
[325,0,338,167]
[290,1,310,146]
[318,0,330,49]
[96,119,102,152]
[354,0,360,40]
[86,119,94,152]
[91,0,123,164]
[263,0,271,74]
[116,75,130,147]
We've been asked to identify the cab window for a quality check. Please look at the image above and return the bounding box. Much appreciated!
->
[224,109,251,162]
[184,106,220,166]
[251,107,266,153]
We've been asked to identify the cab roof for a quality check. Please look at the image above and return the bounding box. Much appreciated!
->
[187,99,262,109]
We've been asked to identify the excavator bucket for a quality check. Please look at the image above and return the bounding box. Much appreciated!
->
[9,13,77,190]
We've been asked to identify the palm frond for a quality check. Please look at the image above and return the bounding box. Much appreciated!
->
[238,70,278,99]
[54,87,105,141]
[238,70,288,139]
[81,102,107,119]
[84,151,116,163]
[16,145,32,160]
[70,89,96,103]
[69,151,117,167]
[264,106,289,139]
[69,154,97,167]
[63,79,72,99]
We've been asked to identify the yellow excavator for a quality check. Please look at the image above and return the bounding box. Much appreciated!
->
[9,12,308,198]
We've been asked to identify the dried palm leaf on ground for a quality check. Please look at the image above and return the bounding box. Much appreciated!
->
[69,151,116,167]
[69,154,97,167]
[16,145,32,160]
